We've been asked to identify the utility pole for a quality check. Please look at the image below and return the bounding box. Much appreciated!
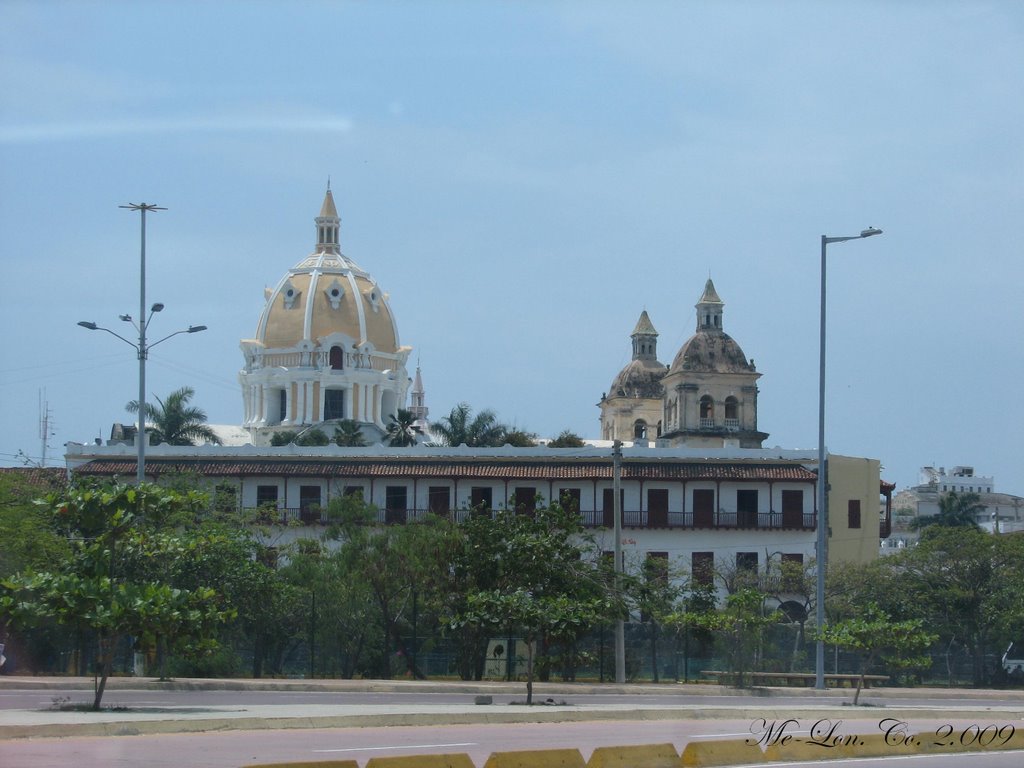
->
[38,390,54,468]
[121,203,165,483]
[613,440,625,684]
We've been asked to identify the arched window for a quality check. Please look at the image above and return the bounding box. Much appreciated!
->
[725,396,739,423]
[633,420,648,440]
[699,395,714,427]
[329,345,344,370]
[724,397,738,418]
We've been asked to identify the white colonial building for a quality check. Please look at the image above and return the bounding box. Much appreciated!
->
[882,466,1024,552]
[65,442,891,576]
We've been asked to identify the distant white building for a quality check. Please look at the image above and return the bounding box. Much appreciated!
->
[882,466,1024,553]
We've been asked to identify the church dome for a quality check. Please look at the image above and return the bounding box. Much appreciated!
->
[667,278,755,374]
[239,187,411,439]
[669,331,754,374]
[254,189,401,354]
[607,309,666,398]
[609,358,666,398]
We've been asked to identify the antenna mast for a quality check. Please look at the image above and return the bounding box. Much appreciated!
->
[38,389,54,468]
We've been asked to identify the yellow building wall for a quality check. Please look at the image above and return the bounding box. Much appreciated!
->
[827,454,881,564]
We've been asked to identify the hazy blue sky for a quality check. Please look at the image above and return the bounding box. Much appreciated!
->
[2,1,1021,494]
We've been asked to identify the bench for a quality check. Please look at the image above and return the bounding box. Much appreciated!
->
[701,670,889,688]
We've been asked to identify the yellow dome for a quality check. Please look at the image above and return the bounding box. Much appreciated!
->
[239,188,412,439]
[253,189,402,354]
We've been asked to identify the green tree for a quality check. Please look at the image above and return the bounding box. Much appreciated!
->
[386,409,421,447]
[630,554,681,682]
[459,588,606,703]
[270,430,295,446]
[818,604,937,704]
[902,527,1024,686]
[690,588,776,688]
[913,491,985,532]
[450,504,613,702]
[327,494,457,679]
[297,428,330,446]
[431,403,507,447]
[333,420,367,447]
[662,581,718,682]
[0,469,68,578]
[0,482,230,709]
[126,386,220,446]
[269,428,331,446]
[502,428,538,447]
[281,542,379,678]
[548,430,585,448]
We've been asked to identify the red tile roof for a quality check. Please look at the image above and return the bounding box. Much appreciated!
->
[75,457,819,482]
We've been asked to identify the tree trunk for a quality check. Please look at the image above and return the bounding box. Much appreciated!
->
[92,635,113,711]
[380,614,392,679]
[252,634,264,678]
[537,634,550,682]
[525,638,534,705]
[650,622,659,683]
[391,625,426,679]
[158,635,169,681]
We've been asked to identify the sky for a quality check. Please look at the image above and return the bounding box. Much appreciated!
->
[1,1,1022,495]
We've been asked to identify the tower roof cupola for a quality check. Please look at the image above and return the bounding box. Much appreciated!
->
[696,277,724,331]
[316,186,341,255]
[631,309,659,361]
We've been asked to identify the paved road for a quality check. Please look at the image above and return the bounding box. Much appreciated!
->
[2,678,1024,767]
[4,717,1024,768]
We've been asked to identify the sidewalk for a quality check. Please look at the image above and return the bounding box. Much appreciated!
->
[3,676,1024,740]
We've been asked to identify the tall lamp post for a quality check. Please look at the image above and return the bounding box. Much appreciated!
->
[612,440,625,683]
[78,203,207,483]
[815,227,882,690]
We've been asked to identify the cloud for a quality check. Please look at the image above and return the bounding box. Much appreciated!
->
[0,114,354,144]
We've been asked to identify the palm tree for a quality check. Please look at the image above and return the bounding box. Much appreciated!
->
[333,420,367,447]
[386,409,421,447]
[125,386,220,446]
[913,490,984,531]
[431,403,507,447]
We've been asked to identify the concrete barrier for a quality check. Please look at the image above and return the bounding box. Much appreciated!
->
[366,755,476,768]
[763,733,889,762]
[681,738,762,767]
[586,742,681,767]
[247,762,359,768]
[763,728,1024,762]
[483,748,587,767]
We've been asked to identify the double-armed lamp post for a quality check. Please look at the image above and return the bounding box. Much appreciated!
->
[815,227,882,689]
[78,203,206,483]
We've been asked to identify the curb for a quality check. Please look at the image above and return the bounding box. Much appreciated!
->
[5,705,1024,741]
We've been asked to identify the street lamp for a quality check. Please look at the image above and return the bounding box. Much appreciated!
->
[77,203,207,483]
[816,227,882,690]
[612,439,625,684]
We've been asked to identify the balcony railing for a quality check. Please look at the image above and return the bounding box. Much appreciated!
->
[244,506,816,531]
[578,509,815,530]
